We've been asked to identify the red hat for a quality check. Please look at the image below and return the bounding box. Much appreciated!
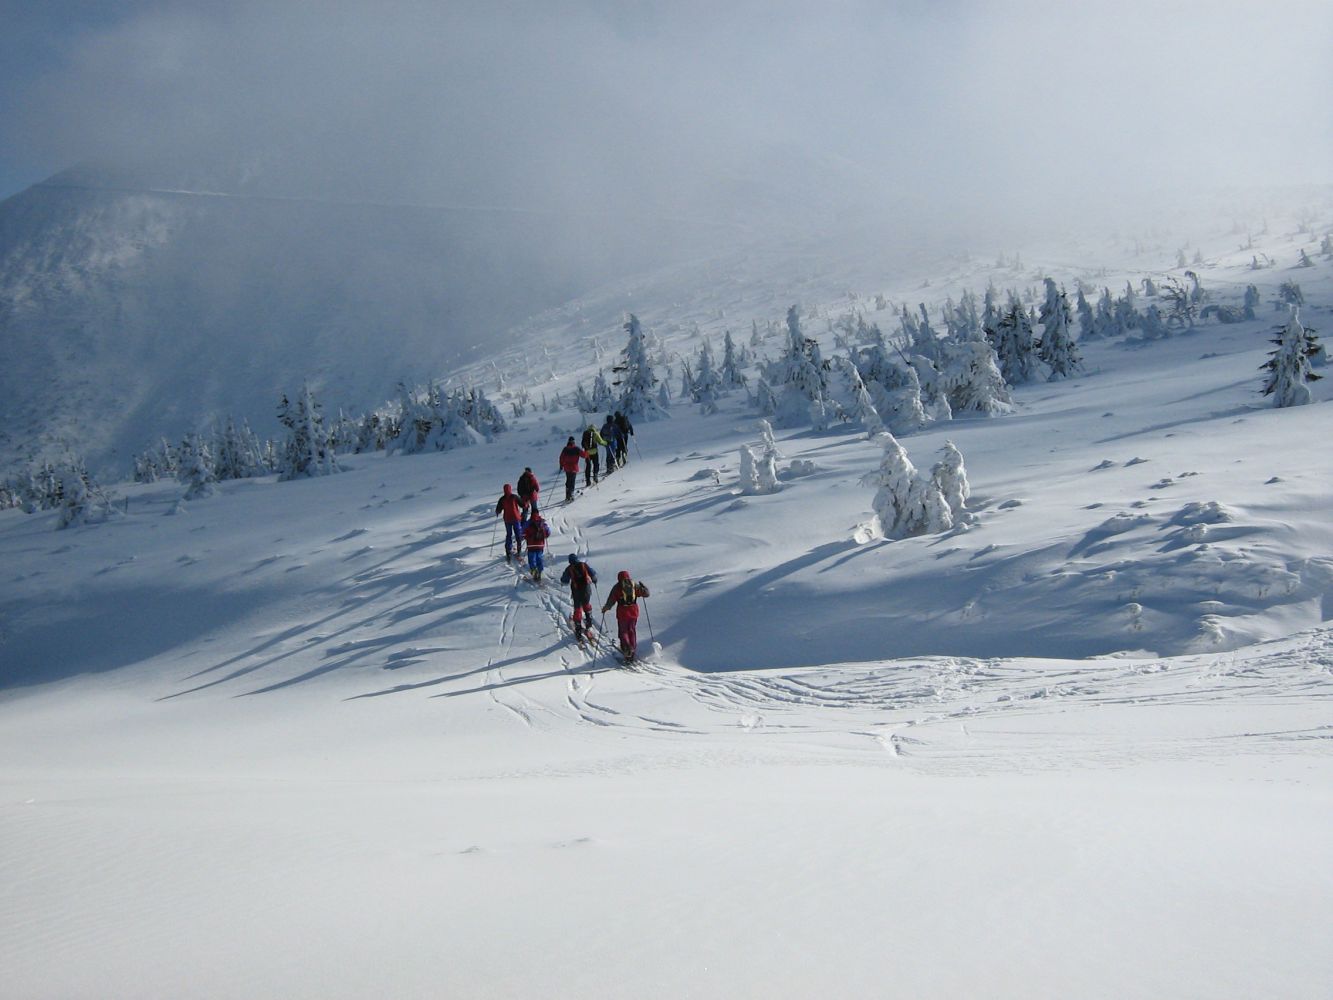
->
[617,570,631,581]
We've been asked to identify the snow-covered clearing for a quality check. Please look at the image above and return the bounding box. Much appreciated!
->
[3,220,1332,998]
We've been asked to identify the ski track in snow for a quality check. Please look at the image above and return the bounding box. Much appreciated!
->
[314,460,1333,773]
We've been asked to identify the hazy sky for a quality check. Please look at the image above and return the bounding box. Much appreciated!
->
[2,0,1330,230]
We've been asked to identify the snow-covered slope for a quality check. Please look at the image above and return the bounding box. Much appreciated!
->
[2,206,1331,999]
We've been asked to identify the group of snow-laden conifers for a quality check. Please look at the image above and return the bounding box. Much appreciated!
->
[493,411,649,662]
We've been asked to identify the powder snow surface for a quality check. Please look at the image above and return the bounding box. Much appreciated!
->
[2,211,1332,999]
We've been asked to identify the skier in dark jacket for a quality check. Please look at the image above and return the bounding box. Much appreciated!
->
[494,483,525,560]
[613,411,634,466]
[600,414,620,472]
[601,570,650,662]
[558,437,588,503]
[523,507,550,581]
[560,553,599,643]
[581,424,607,486]
[516,467,539,518]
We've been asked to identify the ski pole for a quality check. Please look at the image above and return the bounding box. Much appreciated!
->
[641,596,655,644]
[489,516,498,554]
[634,437,643,462]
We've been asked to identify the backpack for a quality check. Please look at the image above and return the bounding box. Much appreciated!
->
[569,561,588,588]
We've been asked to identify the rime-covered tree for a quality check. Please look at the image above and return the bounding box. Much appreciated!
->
[679,358,695,400]
[214,418,268,480]
[769,305,829,428]
[1243,285,1260,320]
[1093,287,1118,339]
[56,461,114,529]
[721,330,747,388]
[930,441,971,524]
[277,384,339,479]
[1036,280,1082,380]
[940,340,1012,415]
[1075,287,1096,341]
[178,433,217,499]
[1139,304,1168,340]
[693,340,723,415]
[988,299,1038,385]
[615,314,667,420]
[871,433,951,539]
[591,371,614,410]
[1114,282,1139,333]
[1261,310,1322,408]
[845,363,884,436]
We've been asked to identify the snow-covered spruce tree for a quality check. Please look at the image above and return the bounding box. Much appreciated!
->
[721,330,747,388]
[909,355,952,422]
[614,314,667,420]
[988,299,1038,385]
[1261,309,1322,408]
[1157,276,1197,330]
[870,432,951,539]
[1138,305,1168,340]
[591,371,614,410]
[939,340,1012,415]
[930,440,971,524]
[177,433,217,500]
[754,375,778,417]
[1114,282,1139,333]
[738,445,761,494]
[1094,287,1119,339]
[767,305,831,428]
[844,362,884,436]
[693,340,723,415]
[901,303,944,364]
[1278,281,1303,309]
[873,362,928,435]
[755,419,781,493]
[56,461,115,529]
[277,385,339,479]
[1075,287,1096,341]
[214,418,268,480]
[679,358,696,401]
[1243,285,1261,320]
[1036,279,1082,380]
[574,381,595,413]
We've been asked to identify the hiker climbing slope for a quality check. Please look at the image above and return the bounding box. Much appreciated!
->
[560,553,599,644]
[516,467,540,518]
[558,437,589,503]
[523,506,550,582]
[494,483,525,560]
[601,570,650,663]
[581,423,607,487]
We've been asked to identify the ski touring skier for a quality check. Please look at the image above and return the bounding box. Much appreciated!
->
[600,414,620,472]
[581,424,607,487]
[558,437,589,503]
[494,483,525,560]
[601,570,650,663]
[613,411,634,466]
[516,467,540,518]
[523,506,550,582]
[560,553,599,645]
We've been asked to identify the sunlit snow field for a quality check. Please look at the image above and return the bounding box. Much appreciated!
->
[3,219,1331,999]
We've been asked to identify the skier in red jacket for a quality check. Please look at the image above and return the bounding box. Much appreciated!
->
[494,483,525,560]
[558,437,589,503]
[516,467,539,519]
[601,570,650,662]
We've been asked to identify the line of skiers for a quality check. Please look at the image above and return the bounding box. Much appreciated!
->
[493,410,648,661]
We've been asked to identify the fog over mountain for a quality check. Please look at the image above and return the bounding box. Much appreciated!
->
[1,1,1328,472]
